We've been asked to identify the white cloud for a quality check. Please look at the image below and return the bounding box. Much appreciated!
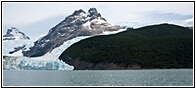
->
[2,2,193,27]
[185,18,193,23]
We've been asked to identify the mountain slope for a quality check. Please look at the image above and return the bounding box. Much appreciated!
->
[23,8,122,57]
[59,24,193,70]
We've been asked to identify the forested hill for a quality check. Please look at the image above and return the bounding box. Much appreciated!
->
[59,24,193,70]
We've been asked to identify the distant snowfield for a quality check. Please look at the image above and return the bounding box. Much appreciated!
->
[3,40,34,56]
[3,29,127,70]
[115,20,193,29]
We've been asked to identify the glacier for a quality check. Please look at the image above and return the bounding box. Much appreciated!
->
[3,36,90,70]
[3,56,73,70]
[3,29,127,70]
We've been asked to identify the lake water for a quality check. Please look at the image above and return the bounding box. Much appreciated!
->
[3,69,193,86]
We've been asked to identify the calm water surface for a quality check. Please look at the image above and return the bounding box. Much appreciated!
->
[3,69,193,86]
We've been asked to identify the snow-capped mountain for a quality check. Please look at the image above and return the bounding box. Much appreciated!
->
[3,8,126,70]
[3,27,30,41]
[23,8,122,57]
[3,27,32,56]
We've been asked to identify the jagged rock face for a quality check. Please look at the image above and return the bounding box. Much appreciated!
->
[23,8,122,57]
[3,27,30,40]
[9,45,26,54]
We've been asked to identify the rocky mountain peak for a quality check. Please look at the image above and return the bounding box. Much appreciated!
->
[72,9,86,16]
[3,27,30,41]
[87,8,104,22]
[88,8,98,16]
[23,8,122,57]
[6,27,20,36]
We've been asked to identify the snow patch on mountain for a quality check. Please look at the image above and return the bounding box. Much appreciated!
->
[83,18,108,27]
[102,28,127,35]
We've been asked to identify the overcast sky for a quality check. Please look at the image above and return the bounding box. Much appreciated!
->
[2,2,194,40]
